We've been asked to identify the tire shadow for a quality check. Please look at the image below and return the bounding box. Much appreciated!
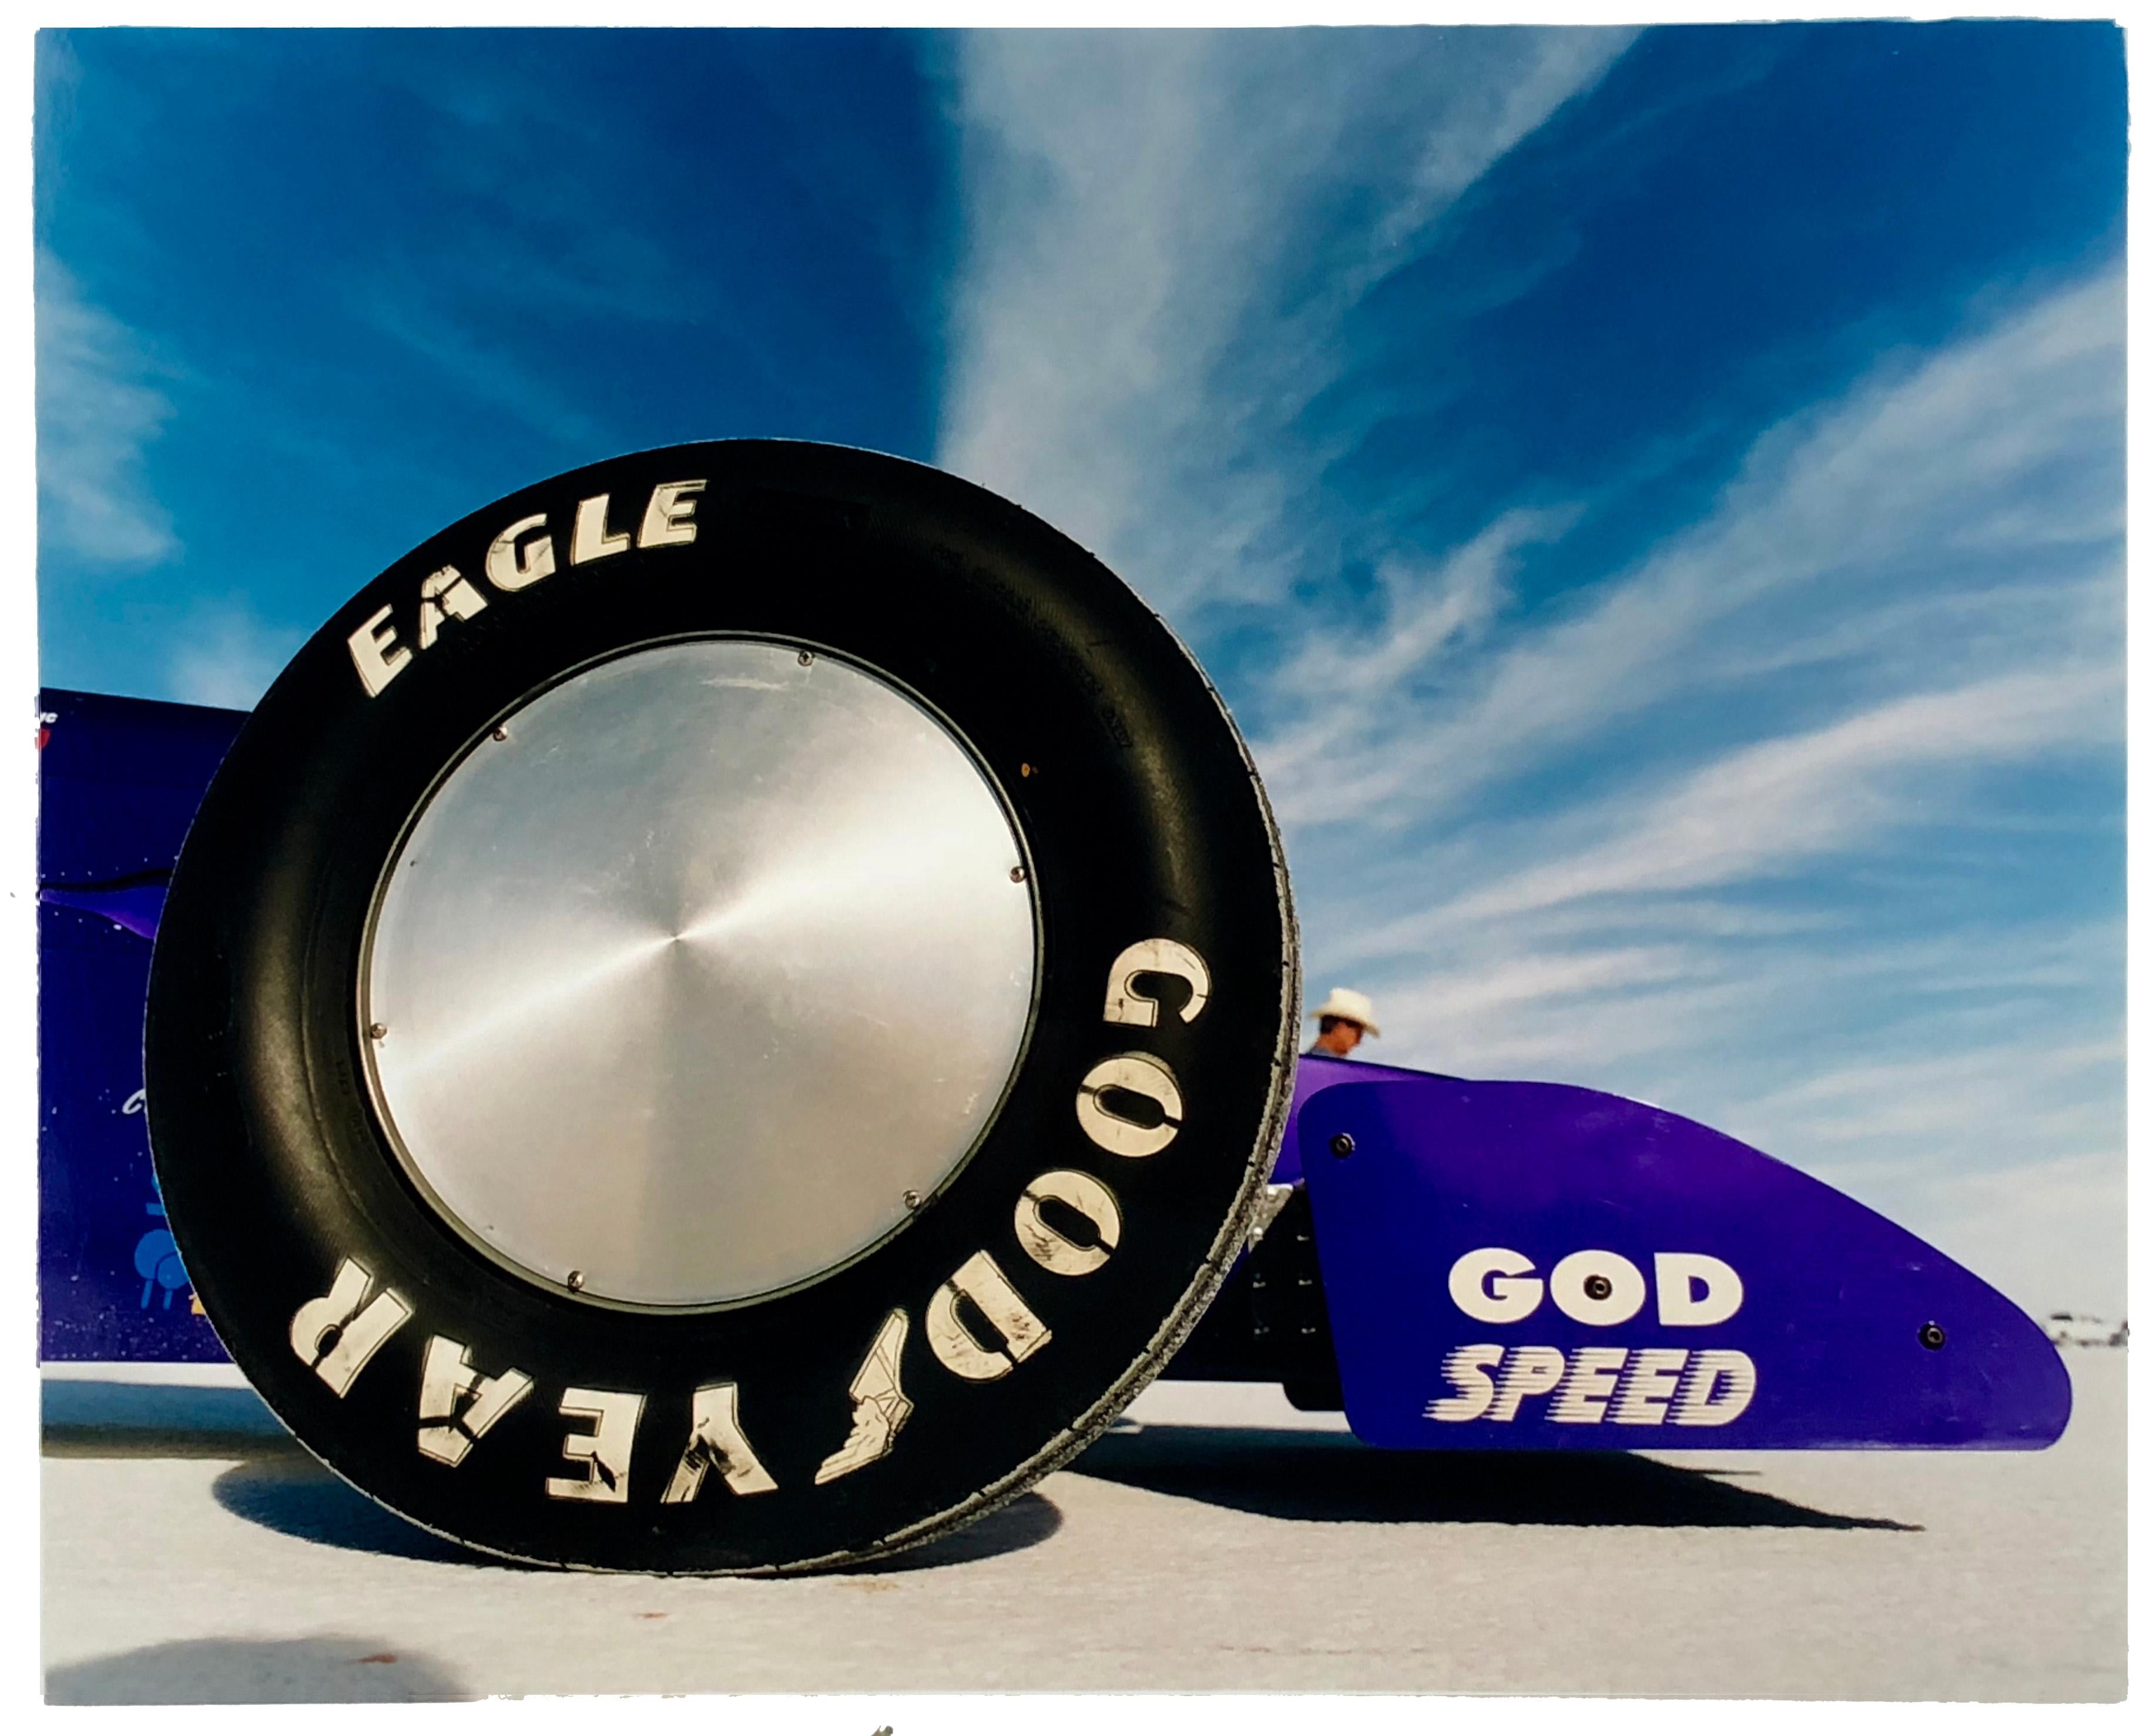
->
[1069,1424,1917,1530]
[210,1456,1065,1573]
[810,1492,1064,1576]
[210,1458,519,1567]
[46,1636,468,1703]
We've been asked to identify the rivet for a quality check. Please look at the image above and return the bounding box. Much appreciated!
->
[566,1270,586,1293]
[367,1022,387,1040]
[1010,865,1028,883]
[903,1190,921,1210]
[491,727,508,742]
[1584,1273,1614,1302]
[1329,1132,1354,1158]
[1919,1321,1946,1350]
[798,651,814,666]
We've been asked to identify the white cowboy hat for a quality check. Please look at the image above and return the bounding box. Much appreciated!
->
[1309,987,1380,1037]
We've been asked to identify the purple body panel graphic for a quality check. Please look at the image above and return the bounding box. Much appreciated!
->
[38,689,245,1361]
[1273,1052,1453,1187]
[1297,1079,2071,1450]
[39,872,170,940]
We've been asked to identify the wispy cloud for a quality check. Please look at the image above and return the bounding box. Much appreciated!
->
[1741,1025,2125,1318]
[1430,661,2115,929]
[348,273,609,452]
[1745,1034,2121,1149]
[1259,269,2125,833]
[937,28,1635,619]
[1885,1147,2124,1325]
[1283,272,2122,996]
[35,253,179,568]
[166,606,300,711]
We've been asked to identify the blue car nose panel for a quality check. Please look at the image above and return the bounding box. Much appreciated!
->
[1272,1051,1450,1187]
[1297,1079,2071,1451]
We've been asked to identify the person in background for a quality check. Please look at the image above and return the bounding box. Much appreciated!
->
[1306,987,1380,1058]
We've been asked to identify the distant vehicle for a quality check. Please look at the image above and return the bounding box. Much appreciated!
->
[2043,1313,2127,1349]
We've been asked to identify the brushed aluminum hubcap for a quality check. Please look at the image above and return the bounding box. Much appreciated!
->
[361,638,1038,1308]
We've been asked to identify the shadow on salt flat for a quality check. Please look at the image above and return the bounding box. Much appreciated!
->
[210,1453,1065,1576]
[211,1458,498,1566]
[46,1636,468,1704]
[810,1492,1064,1575]
[1070,1424,1917,1530]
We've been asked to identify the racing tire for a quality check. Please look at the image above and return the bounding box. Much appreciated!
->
[145,440,1298,1573]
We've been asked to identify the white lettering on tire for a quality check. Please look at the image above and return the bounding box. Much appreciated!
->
[289,1257,411,1396]
[415,1335,533,1467]
[415,565,488,651]
[545,1388,645,1503]
[1075,1053,1183,1157]
[347,606,412,697]
[485,514,555,592]
[925,1252,1052,1382]
[352,482,713,697]
[571,494,632,564]
[1101,939,1210,1028]
[815,1309,914,1485]
[661,1383,777,1502]
[1014,1170,1121,1276]
[638,480,706,549]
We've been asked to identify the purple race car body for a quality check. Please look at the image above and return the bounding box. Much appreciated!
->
[35,686,2071,1450]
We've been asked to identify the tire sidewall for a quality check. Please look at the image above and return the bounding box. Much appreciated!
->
[146,440,1297,1572]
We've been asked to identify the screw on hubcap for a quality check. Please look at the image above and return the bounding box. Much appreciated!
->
[360,639,1039,1310]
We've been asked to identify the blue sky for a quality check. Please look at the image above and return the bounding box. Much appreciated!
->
[35,24,2125,1312]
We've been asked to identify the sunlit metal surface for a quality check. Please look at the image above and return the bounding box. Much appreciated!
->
[363,639,1037,1308]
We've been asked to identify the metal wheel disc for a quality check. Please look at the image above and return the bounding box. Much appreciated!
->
[361,638,1038,1309]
